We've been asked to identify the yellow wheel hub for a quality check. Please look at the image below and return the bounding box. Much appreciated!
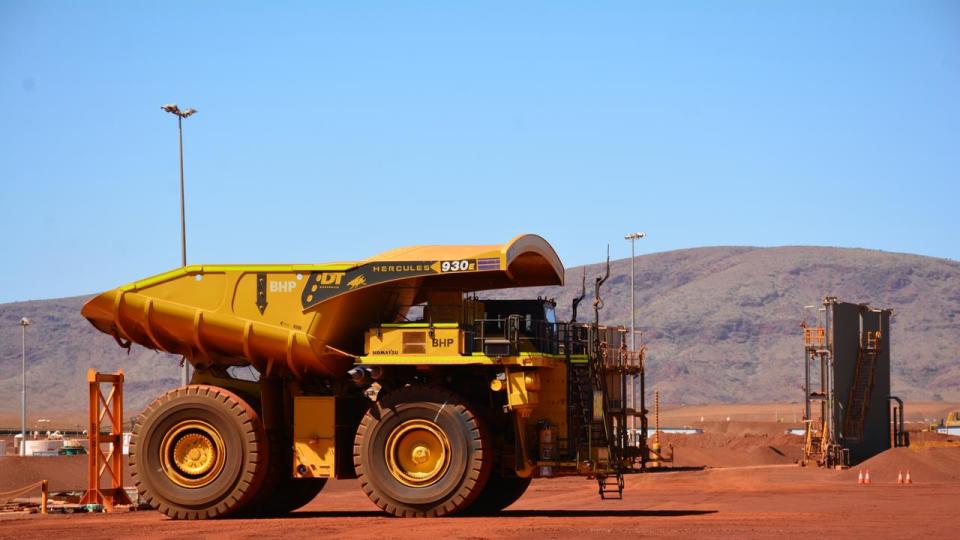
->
[384,419,451,487]
[160,420,227,488]
[173,433,216,475]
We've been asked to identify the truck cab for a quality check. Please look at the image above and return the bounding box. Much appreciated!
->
[362,297,561,361]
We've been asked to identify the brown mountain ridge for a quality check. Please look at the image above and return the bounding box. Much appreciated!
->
[1,245,958,426]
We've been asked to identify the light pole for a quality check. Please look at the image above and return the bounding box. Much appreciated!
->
[161,104,197,269]
[623,232,646,449]
[623,232,646,351]
[19,317,30,455]
[162,103,197,386]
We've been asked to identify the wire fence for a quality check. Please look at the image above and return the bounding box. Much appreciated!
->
[0,480,47,505]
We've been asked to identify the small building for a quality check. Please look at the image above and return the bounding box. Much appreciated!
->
[23,439,64,456]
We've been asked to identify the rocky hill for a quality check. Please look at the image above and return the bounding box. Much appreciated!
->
[1,246,958,426]
[494,246,960,407]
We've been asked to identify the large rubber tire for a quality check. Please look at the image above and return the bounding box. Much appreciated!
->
[130,385,269,519]
[462,472,531,515]
[354,386,492,517]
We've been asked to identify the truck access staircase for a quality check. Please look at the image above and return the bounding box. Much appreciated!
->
[561,261,647,499]
[564,327,638,499]
[843,331,881,441]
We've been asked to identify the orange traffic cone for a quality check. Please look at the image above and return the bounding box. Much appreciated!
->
[864,470,871,484]
[858,470,864,484]
[897,470,903,484]
[905,470,912,484]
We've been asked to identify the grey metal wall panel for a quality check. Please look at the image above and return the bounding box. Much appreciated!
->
[858,308,891,462]
[830,302,855,445]
[829,301,891,464]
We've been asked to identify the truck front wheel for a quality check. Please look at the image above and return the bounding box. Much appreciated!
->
[130,385,269,519]
[354,386,492,517]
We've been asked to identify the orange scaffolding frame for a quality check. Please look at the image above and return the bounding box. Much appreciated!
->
[79,369,133,510]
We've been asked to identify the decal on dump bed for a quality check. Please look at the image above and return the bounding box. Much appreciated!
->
[300,258,490,309]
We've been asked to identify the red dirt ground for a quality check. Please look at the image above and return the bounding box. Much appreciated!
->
[1,464,956,539]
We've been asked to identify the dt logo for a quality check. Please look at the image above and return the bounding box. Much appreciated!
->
[317,272,345,286]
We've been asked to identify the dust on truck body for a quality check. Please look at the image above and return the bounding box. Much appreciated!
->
[82,234,647,518]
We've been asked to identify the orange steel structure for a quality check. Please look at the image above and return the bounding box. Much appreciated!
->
[80,369,132,510]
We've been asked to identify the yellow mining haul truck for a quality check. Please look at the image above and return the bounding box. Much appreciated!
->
[82,234,647,518]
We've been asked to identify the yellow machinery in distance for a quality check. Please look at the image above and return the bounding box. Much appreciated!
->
[82,234,648,519]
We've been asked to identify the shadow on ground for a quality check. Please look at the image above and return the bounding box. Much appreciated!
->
[499,509,717,518]
[282,509,718,519]
[641,466,707,473]
[269,511,386,519]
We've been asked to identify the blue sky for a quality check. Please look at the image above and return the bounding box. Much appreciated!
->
[1,1,957,303]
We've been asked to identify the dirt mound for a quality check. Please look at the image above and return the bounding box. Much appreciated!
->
[657,430,803,468]
[693,420,803,436]
[836,447,960,483]
[0,455,132,493]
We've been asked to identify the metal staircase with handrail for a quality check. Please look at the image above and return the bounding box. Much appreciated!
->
[843,331,881,441]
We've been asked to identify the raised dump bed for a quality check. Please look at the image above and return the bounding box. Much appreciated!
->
[82,234,562,378]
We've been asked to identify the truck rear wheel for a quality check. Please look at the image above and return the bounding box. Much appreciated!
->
[462,472,531,515]
[130,385,269,519]
[354,386,491,517]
